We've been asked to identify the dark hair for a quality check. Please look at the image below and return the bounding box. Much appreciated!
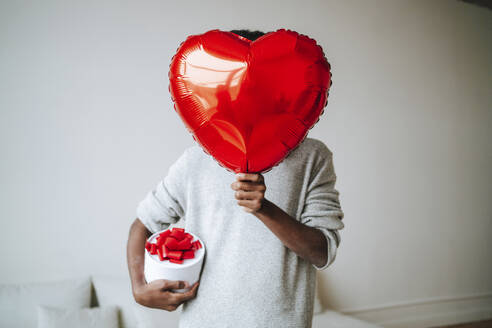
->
[229,29,267,41]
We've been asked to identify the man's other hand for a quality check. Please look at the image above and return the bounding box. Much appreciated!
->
[133,279,199,311]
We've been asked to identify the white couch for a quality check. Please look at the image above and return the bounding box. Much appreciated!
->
[0,275,382,328]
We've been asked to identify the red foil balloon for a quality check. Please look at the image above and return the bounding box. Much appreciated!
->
[168,28,332,173]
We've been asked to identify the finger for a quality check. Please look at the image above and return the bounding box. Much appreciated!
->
[171,282,200,304]
[159,279,189,291]
[166,304,178,312]
[156,301,178,312]
[233,181,259,191]
[235,190,261,200]
[236,173,263,182]
[155,290,178,307]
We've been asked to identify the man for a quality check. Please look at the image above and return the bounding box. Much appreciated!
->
[127,30,345,328]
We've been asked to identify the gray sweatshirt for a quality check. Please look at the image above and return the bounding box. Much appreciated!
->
[136,137,345,328]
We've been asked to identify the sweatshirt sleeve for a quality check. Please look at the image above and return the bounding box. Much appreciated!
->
[136,148,189,234]
[299,142,344,271]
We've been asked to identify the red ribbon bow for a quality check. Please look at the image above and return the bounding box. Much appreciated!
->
[145,228,202,264]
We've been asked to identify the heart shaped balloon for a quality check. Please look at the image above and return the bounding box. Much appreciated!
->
[168,28,332,173]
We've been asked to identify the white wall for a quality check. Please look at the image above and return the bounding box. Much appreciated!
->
[1,0,491,327]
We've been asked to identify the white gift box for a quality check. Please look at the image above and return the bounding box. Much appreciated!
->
[144,230,205,293]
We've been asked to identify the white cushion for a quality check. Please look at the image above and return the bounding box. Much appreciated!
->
[37,305,118,328]
[133,303,181,328]
[92,275,181,328]
[0,277,91,328]
[92,275,138,328]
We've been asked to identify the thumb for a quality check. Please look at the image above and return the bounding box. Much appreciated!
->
[161,280,188,290]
